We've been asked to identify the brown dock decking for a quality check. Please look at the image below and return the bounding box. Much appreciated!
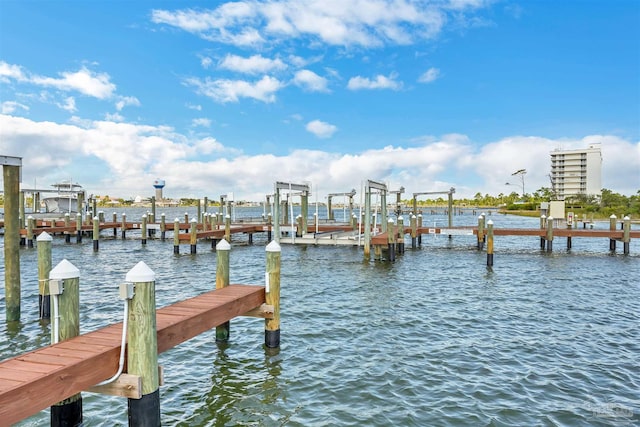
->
[370,226,640,245]
[0,284,265,424]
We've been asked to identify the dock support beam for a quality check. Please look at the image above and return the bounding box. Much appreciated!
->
[141,215,147,245]
[126,262,160,427]
[37,232,53,319]
[486,220,494,267]
[546,216,554,252]
[92,216,99,251]
[265,241,281,348]
[623,216,630,255]
[216,239,231,343]
[190,218,197,254]
[121,213,127,239]
[609,214,617,252]
[387,218,396,262]
[173,218,180,254]
[3,158,21,322]
[50,260,82,426]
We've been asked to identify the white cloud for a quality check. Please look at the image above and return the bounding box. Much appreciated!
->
[105,112,125,121]
[1,101,29,114]
[192,118,212,127]
[185,75,283,103]
[293,69,329,92]
[306,119,337,138]
[218,54,287,74]
[186,103,202,111]
[30,67,116,99]
[58,96,77,113]
[1,114,637,201]
[200,56,214,69]
[347,73,402,90]
[115,96,141,111]
[0,61,27,81]
[418,67,440,83]
[149,0,495,48]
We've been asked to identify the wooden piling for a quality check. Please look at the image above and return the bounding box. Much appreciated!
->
[184,212,189,224]
[477,215,485,250]
[397,216,405,254]
[265,241,281,348]
[121,213,127,239]
[546,216,554,252]
[92,216,99,252]
[190,218,197,254]
[486,220,494,267]
[417,214,423,245]
[160,213,166,241]
[410,214,417,249]
[540,215,546,250]
[37,232,53,319]
[623,216,631,255]
[387,219,396,262]
[75,213,82,243]
[170,218,178,254]
[609,214,617,252]
[225,214,231,242]
[65,213,71,243]
[27,216,34,248]
[141,214,148,245]
[216,239,231,342]
[296,215,303,237]
[49,260,82,426]
[112,212,117,237]
[125,262,160,426]
[4,160,22,322]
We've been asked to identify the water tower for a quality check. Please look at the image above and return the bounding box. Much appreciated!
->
[153,178,165,202]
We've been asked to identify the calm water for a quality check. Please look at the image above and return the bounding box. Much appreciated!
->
[1,208,639,426]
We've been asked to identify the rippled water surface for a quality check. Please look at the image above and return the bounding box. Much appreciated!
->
[2,208,639,426]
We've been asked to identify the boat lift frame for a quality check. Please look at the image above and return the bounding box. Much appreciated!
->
[412,187,456,228]
[273,181,311,243]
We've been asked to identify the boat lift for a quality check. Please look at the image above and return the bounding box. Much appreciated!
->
[412,187,456,228]
[326,189,356,221]
[273,181,311,243]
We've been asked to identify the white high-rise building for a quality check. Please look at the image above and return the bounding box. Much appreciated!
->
[550,143,602,201]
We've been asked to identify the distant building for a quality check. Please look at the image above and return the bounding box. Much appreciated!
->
[550,143,602,201]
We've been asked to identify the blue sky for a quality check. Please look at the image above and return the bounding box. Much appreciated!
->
[1,0,638,201]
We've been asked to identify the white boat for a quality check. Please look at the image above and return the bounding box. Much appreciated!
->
[42,181,86,213]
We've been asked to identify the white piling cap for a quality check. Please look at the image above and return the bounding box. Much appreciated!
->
[266,240,281,252]
[27,215,33,219]
[487,220,494,225]
[65,213,70,217]
[191,218,197,223]
[398,216,404,221]
[610,214,617,218]
[387,218,394,223]
[548,216,554,221]
[624,215,630,220]
[174,218,180,222]
[125,261,155,283]
[216,239,231,251]
[478,215,483,219]
[76,212,82,216]
[37,231,53,242]
[142,214,147,218]
[226,214,231,219]
[411,214,416,218]
[50,259,80,280]
[93,216,99,220]
[161,213,165,217]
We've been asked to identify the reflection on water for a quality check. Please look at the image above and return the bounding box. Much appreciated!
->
[1,207,639,426]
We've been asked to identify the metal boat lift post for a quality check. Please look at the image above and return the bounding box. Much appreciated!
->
[326,189,356,222]
[273,181,311,243]
[412,187,456,232]
[363,179,387,260]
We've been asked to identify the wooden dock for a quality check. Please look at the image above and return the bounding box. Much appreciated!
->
[0,284,266,424]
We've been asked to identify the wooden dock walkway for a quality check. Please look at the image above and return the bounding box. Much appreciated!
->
[0,284,266,424]
[370,226,640,245]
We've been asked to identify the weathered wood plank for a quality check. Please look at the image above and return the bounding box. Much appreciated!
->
[0,284,265,424]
